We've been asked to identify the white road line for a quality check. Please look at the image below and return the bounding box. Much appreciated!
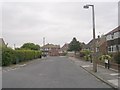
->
[3,68,19,72]
[110,73,119,76]
[59,56,66,57]
[18,64,26,67]
[82,65,92,68]
[10,68,17,71]
[108,79,118,86]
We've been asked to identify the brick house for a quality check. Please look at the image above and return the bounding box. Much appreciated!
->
[105,26,120,53]
[41,43,60,56]
[59,43,69,56]
[96,35,107,55]
[85,38,98,51]
[85,35,107,56]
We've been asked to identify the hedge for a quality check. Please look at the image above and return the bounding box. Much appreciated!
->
[2,47,42,66]
[114,52,120,64]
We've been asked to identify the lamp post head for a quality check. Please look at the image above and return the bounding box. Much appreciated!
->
[83,5,89,9]
[83,4,94,9]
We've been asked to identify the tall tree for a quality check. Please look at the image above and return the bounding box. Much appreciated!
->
[21,43,40,50]
[68,37,82,54]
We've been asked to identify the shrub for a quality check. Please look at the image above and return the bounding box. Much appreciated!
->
[2,47,16,66]
[84,55,92,61]
[15,50,42,62]
[80,50,92,61]
[98,55,111,61]
[80,50,91,57]
[2,47,42,66]
[114,52,120,64]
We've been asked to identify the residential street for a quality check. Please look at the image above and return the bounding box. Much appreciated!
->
[2,56,112,88]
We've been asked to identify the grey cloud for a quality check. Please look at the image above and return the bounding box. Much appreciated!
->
[2,2,118,47]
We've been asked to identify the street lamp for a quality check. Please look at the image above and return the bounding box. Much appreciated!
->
[83,4,97,72]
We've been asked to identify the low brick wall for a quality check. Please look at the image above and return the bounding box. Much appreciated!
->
[75,54,120,71]
[67,52,75,57]
[97,61,119,71]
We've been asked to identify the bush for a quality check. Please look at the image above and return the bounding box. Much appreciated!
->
[98,54,111,61]
[80,50,92,61]
[2,47,16,66]
[15,50,42,62]
[2,47,42,66]
[84,55,92,61]
[114,52,120,64]
[80,50,91,57]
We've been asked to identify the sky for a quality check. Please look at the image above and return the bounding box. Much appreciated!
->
[0,0,119,48]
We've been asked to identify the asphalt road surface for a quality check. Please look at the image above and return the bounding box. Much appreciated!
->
[2,56,112,88]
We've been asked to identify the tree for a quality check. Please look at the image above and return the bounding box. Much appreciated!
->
[21,43,40,50]
[68,37,82,54]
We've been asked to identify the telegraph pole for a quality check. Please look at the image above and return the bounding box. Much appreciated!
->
[43,37,45,46]
[43,37,45,56]
[14,44,16,50]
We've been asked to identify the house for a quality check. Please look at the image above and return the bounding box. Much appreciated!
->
[0,38,5,47]
[85,38,98,51]
[41,43,60,56]
[59,43,69,56]
[105,26,120,53]
[85,35,107,56]
[96,35,107,55]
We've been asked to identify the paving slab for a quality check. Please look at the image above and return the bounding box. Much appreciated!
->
[69,57,119,89]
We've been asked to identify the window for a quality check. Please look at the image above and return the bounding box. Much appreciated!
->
[113,45,116,52]
[114,32,119,39]
[106,35,111,41]
[111,46,113,52]
[111,33,114,40]
[96,47,99,52]
[108,47,111,52]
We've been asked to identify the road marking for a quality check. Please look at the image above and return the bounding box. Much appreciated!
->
[108,79,118,86]
[59,56,66,57]
[82,65,92,67]
[10,68,17,71]
[3,67,19,72]
[18,64,26,67]
[0,67,1,71]
[110,73,119,76]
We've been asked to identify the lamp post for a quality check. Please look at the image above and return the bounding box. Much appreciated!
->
[83,4,97,72]
[43,37,46,57]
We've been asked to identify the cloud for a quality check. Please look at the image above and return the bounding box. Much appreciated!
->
[2,2,118,47]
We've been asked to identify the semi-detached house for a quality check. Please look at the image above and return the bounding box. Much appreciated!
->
[105,26,120,53]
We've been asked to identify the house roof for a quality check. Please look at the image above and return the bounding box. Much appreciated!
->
[42,43,60,48]
[0,38,5,46]
[105,26,120,36]
[87,38,98,46]
[60,43,69,51]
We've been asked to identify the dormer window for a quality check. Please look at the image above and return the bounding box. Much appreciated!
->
[111,33,114,39]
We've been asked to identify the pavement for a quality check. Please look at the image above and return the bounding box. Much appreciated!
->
[69,57,120,89]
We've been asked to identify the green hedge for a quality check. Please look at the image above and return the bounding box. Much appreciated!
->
[114,52,120,64]
[2,47,16,66]
[2,47,42,66]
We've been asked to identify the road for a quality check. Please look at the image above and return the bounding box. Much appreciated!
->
[2,56,112,88]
